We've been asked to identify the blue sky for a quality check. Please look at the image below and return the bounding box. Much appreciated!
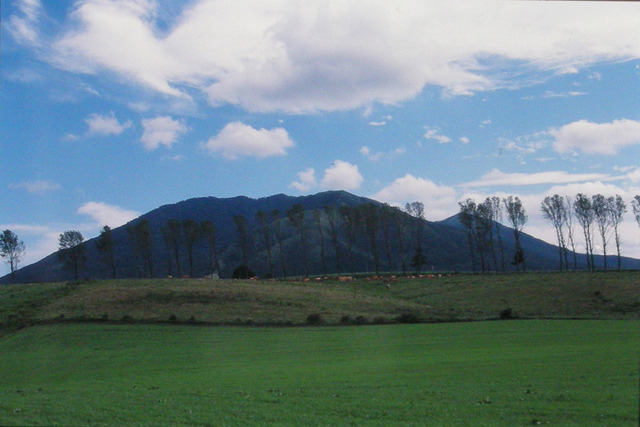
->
[1,0,640,275]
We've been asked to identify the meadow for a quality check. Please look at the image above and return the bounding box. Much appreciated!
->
[0,272,638,425]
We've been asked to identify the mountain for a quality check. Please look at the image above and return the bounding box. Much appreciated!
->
[3,191,639,284]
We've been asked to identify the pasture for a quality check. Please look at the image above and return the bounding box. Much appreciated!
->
[1,320,638,426]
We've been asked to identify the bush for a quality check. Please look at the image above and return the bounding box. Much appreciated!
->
[340,315,352,325]
[232,265,255,279]
[306,313,323,325]
[169,314,178,323]
[396,312,422,324]
[499,308,517,320]
[354,315,368,325]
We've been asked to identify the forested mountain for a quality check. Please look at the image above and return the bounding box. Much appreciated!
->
[3,191,640,284]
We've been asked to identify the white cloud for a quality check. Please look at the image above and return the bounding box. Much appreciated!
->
[289,168,317,192]
[85,112,132,136]
[5,0,42,46]
[459,136,470,144]
[201,122,294,160]
[140,116,188,151]
[369,121,386,127]
[424,127,452,144]
[8,180,61,194]
[77,202,139,227]
[14,1,637,113]
[360,146,383,161]
[372,174,457,220]
[464,169,617,188]
[321,160,363,191]
[551,119,640,155]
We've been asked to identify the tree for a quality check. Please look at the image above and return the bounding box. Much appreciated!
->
[504,196,527,272]
[165,219,182,277]
[564,196,579,271]
[233,214,251,270]
[201,220,221,277]
[0,229,25,280]
[490,196,506,272]
[592,194,613,271]
[271,210,287,278]
[405,201,426,273]
[574,193,595,271]
[95,225,116,279]
[255,211,274,278]
[340,205,359,276]
[541,195,568,271]
[324,205,341,274]
[287,203,309,277]
[358,203,381,275]
[379,204,395,272]
[458,199,478,273]
[127,220,154,278]
[391,206,408,275]
[160,225,174,276]
[313,210,327,275]
[182,219,202,277]
[58,230,86,281]
[610,195,626,271]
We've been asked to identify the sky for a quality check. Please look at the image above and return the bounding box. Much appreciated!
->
[1,0,640,276]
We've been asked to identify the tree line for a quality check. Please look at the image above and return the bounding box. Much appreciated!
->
[4,194,640,282]
[459,193,640,274]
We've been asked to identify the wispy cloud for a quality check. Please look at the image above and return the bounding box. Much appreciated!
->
[85,112,132,136]
[77,202,139,228]
[8,180,61,194]
[463,169,618,188]
[424,127,452,144]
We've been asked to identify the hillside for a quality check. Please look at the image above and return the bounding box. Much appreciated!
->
[1,272,639,333]
[3,190,640,284]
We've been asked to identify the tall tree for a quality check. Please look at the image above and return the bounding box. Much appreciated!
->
[610,195,626,271]
[358,203,381,275]
[633,196,640,228]
[458,199,478,273]
[182,219,202,277]
[160,225,174,277]
[503,196,527,272]
[165,219,182,277]
[313,210,327,275]
[58,230,86,281]
[490,196,506,272]
[271,210,287,278]
[379,204,395,272]
[324,205,341,274]
[574,193,595,271]
[0,229,25,280]
[287,203,309,277]
[233,214,250,269]
[564,196,579,271]
[201,220,221,277]
[127,220,154,278]
[255,211,275,278]
[95,225,117,279]
[592,194,613,271]
[541,195,568,271]
[390,207,408,276]
[474,200,494,273]
[481,198,499,273]
[340,205,359,276]
[405,201,426,273]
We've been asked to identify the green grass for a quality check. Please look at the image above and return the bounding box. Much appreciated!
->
[1,271,638,331]
[0,320,637,426]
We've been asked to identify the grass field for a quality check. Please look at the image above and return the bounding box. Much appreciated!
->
[1,271,639,331]
[0,320,637,426]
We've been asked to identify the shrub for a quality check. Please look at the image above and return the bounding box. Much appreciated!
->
[232,265,255,279]
[306,313,323,325]
[499,308,516,320]
[396,312,422,324]
[354,315,368,325]
[340,315,352,325]
[121,314,134,324]
[169,314,178,323]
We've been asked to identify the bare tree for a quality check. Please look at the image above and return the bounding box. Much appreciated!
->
[201,220,221,277]
[233,214,250,270]
[95,225,117,279]
[0,229,25,280]
[165,219,182,277]
[58,230,86,281]
[379,204,395,272]
[256,211,275,278]
[358,203,381,275]
[127,220,154,278]
[592,194,613,271]
[405,201,426,273]
[182,219,202,277]
[490,196,506,272]
[391,207,408,275]
[271,210,287,278]
[503,196,527,272]
[609,195,626,271]
[458,199,478,273]
[541,195,568,271]
[324,205,341,274]
[340,205,359,276]
[313,210,327,275]
[287,203,309,277]
[564,196,579,271]
[574,193,595,271]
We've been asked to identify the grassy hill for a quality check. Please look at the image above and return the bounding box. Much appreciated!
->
[2,271,639,333]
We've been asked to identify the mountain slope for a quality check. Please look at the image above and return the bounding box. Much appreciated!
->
[3,191,639,284]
